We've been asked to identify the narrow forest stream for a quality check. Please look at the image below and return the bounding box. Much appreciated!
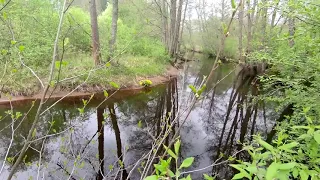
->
[0,53,276,179]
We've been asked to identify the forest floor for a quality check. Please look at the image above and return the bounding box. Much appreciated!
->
[0,55,178,104]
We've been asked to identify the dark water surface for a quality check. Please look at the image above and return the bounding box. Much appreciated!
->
[0,54,275,179]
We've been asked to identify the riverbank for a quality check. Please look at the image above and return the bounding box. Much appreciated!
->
[0,65,178,105]
[0,55,178,105]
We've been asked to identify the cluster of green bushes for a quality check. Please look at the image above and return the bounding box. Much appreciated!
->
[229,1,320,179]
[0,0,169,67]
[0,0,170,95]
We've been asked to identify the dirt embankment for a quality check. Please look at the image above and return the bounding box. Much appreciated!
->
[0,66,179,105]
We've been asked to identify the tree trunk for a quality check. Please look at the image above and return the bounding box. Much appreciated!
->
[177,0,188,54]
[252,0,260,37]
[246,0,253,53]
[100,0,107,12]
[90,0,101,65]
[270,0,280,28]
[173,0,183,58]
[169,0,177,57]
[161,0,169,50]
[97,108,105,180]
[260,0,268,46]
[288,18,295,47]
[238,0,244,63]
[108,104,128,180]
[109,0,119,61]
[221,0,226,22]
[288,0,295,47]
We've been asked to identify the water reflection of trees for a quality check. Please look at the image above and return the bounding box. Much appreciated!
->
[201,67,273,179]
[0,57,282,179]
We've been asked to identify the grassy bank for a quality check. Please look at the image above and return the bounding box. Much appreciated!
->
[0,54,170,96]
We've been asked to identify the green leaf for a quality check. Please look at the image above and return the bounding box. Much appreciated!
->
[232,173,246,179]
[266,162,278,180]
[314,130,320,144]
[257,138,274,152]
[3,12,7,20]
[230,164,244,172]
[278,142,298,152]
[188,85,197,94]
[231,0,236,9]
[203,174,214,180]
[230,164,251,179]
[108,164,113,170]
[144,175,158,180]
[109,82,120,89]
[118,160,123,167]
[167,169,175,177]
[11,40,16,45]
[103,90,109,97]
[1,49,8,55]
[176,170,180,177]
[245,165,258,174]
[138,120,142,128]
[179,157,194,169]
[174,139,181,155]
[154,164,166,173]
[19,45,25,52]
[186,175,192,180]
[278,162,296,170]
[303,107,311,113]
[222,23,227,35]
[197,84,207,95]
[50,80,56,87]
[64,38,69,46]
[163,145,177,159]
[299,170,309,180]
[292,126,309,130]
[32,128,37,138]
[82,99,88,105]
[78,108,84,114]
[292,168,299,178]
[106,62,111,67]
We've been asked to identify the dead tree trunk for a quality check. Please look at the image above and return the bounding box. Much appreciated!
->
[109,0,119,61]
[90,0,101,65]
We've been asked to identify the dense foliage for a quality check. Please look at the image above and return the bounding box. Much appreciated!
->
[0,0,169,95]
[229,0,320,179]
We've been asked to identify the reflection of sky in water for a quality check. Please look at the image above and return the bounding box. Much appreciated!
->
[0,55,275,179]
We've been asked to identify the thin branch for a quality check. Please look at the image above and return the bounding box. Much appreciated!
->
[0,101,15,175]
[0,0,12,12]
